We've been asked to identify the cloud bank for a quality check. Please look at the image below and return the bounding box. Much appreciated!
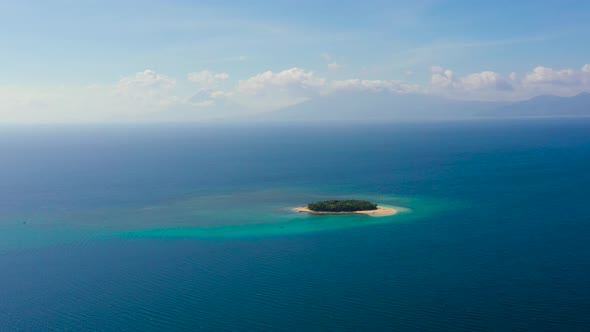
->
[187,71,230,88]
[429,64,590,100]
[2,64,590,122]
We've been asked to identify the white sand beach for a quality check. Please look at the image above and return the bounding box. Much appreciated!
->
[293,205,397,217]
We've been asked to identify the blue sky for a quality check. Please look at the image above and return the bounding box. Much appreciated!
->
[1,0,590,121]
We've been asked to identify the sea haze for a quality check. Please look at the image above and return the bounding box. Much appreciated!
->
[260,91,590,121]
[1,119,590,331]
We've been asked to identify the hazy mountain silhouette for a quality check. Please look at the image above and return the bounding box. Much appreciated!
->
[260,91,590,121]
[485,92,590,117]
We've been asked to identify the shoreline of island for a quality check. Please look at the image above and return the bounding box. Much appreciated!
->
[292,205,398,217]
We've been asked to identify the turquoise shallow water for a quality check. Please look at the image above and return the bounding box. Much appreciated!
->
[1,120,590,331]
[0,188,444,249]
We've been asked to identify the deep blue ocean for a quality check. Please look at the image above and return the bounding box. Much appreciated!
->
[1,119,590,331]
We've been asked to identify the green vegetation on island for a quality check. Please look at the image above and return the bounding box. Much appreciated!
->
[307,200,378,212]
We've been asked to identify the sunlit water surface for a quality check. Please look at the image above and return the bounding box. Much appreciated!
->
[1,120,589,331]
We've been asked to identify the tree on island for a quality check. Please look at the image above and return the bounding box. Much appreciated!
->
[307,200,378,212]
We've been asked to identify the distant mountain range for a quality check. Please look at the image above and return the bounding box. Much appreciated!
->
[258,91,590,121]
[482,92,590,117]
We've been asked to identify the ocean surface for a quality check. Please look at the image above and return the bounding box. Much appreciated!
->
[1,119,589,331]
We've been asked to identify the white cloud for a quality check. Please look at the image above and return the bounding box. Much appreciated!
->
[509,72,518,81]
[523,66,580,86]
[187,70,230,88]
[186,71,231,107]
[429,66,517,97]
[430,67,514,99]
[4,63,590,123]
[321,53,332,61]
[430,68,455,88]
[327,62,341,71]
[236,67,424,99]
[404,70,414,76]
[235,68,426,110]
[237,67,327,96]
[235,68,328,110]
[460,71,513,91]
[583,64,590,85]
[429,65,590,100]
[117,70,176,92]
[512,65,590,98]
[331,79,422,93]
[115,70,179,108]
[233,63,590,108]
[0,69,237,122]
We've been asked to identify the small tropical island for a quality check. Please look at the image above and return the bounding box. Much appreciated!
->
[293,200,397,216]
